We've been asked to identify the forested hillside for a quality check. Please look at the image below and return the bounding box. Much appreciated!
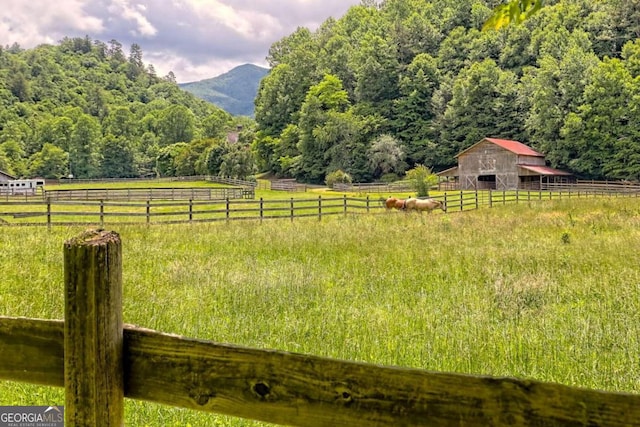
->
[253,0,640,183]
[0,37,253,179]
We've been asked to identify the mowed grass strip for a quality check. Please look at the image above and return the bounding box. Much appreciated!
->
[1,197,639,426]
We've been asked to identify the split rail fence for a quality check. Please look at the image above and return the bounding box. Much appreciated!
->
[1,230,638,426]
[1,188,639,227]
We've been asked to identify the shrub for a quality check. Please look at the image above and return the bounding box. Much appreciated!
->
[325,169,352,188]
[405,164,438,197]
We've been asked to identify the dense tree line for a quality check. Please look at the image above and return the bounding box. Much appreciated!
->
[0,37,255,179]
[253,0,640,183]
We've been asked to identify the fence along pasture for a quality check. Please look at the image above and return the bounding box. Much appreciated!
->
[1,187,640,227]
[43,186,251,201]
[1,229,639,426]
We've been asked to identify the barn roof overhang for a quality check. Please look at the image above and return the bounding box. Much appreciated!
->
[437,166,458,177]
[0,170,17,180]
[518,165,573,176]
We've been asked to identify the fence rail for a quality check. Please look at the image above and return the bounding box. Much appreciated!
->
[1,189,639,227]
[333,182,413,193]
[1,230,638,426]
[42,186,252,201]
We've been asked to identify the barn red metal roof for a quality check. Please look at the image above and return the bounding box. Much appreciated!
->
[484,138,544,156]
[519,165,573,176]
[456,138,544,157]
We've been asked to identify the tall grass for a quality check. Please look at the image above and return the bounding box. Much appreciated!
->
[1,197,639,426]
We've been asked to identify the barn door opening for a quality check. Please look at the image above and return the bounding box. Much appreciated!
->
[477,174,496,190]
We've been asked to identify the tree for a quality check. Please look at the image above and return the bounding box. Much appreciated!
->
[405,164,438,197]
[522,45,599,168]
[254,64,308,137]
[158,105,195,146]
[393,53,440,166]
[367,134,406,180]
[201,110,232,139]
[439,59,523,165]
[156,143,188,177]
[204,141,231,176]
[483,0,544,31]
[174,139,215,176]
[103,107,137,139]
[561,58,640,179]
[219,146,257,179]
[27,143,69,178]
[69,114,101,178]
[100,136,137,178]
[0,140,27,177]
[297,74,350,183]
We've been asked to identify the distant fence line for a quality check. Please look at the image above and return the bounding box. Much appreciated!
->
[544,179,640,193]
[333,182,412,193]
[1,188,639,228]
[269,179,307,192]
[42,187,253,202]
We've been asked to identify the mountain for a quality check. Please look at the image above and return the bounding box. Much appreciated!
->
[179,64,270,117]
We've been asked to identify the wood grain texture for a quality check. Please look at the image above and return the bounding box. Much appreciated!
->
[63,229,124,427]
[1,317,638,426]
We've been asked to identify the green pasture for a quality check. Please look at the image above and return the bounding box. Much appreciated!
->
[1,197,639,426]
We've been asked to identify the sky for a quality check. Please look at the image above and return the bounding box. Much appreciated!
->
[0,0,363,83]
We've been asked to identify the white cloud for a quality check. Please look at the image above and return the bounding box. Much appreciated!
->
[0,0,104,47]
[0,0,361,82]
[107,0,157,37]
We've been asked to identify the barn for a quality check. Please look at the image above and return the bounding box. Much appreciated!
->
[437,137,573,190]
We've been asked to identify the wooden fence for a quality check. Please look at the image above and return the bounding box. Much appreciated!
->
[270,179,308,192]
[333,182,413,193]
[1,189,639,227]
[1,230,638,426]
[42,186,252,201]
[0,195,373,227]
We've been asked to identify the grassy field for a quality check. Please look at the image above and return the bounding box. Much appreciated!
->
[1,196,639,426]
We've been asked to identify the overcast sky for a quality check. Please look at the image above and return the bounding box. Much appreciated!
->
[1,0,363,83]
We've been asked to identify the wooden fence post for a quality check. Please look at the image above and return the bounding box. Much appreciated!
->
[290,198,294,222]
[47,198,51,231]
[259,198,263,223]
[343,194,347,215]
[189,199,193,223]
[100,200,104,227]
[63,230,124,427]
[146,200,150,224]
[318,196,322,221]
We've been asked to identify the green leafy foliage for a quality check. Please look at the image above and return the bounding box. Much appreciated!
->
[405,164,438,197]
[251,0,640,183]
[482,0,544,31]
[0,36,239,179]
[325,169,353,188]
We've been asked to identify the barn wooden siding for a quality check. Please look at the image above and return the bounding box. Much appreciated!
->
[457,140,546,190]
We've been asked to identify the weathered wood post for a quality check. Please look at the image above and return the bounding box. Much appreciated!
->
[47,198,52,231]
[64,229,124,427]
